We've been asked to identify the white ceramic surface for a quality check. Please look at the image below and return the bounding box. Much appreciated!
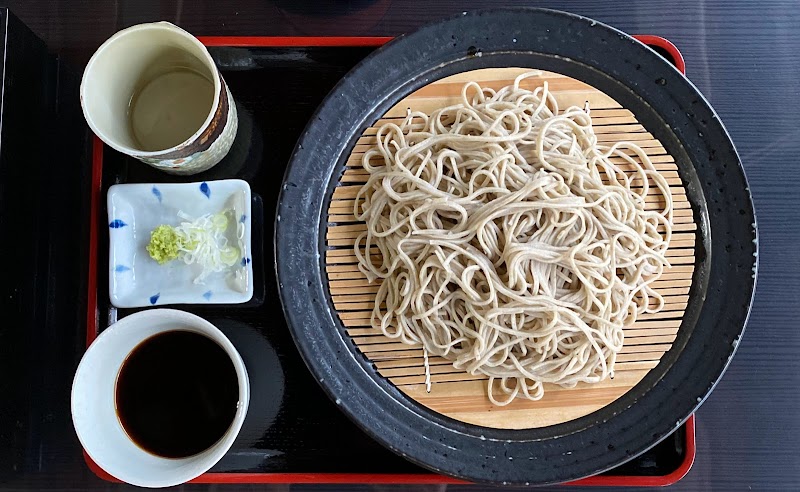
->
[107,179,253,308]
[71,309,250,488]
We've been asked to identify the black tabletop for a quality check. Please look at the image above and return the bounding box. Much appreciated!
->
[1,1,798,491]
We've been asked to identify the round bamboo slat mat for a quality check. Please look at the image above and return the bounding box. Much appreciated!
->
[324,68,696,430]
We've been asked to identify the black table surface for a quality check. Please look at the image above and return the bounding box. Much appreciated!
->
[1,1,798,491]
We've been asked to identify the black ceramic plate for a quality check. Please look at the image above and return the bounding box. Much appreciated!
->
[275,8,757,486]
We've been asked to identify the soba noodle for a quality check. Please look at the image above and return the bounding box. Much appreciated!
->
[353,72,672,405]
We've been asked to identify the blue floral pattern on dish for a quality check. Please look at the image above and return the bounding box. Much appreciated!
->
[114,265,131,273]
[203,290,213,300]
[151,186,163,203]
[149,293,160,305]
[239,214,247,223]
[109,219,127,229]
[241,257,251,267]
[199,182,211,199]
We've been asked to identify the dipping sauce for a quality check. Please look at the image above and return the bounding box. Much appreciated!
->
[115,330,239,458]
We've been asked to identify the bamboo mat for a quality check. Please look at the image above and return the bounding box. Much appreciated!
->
[324,68,696,429]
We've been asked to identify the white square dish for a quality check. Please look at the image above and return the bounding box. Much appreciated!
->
[107,179,253,308]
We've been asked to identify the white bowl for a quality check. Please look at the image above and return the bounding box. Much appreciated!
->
[71,309,250,488]
[107,179,254,307]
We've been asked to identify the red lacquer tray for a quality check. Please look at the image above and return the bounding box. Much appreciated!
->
[83,34,694,487]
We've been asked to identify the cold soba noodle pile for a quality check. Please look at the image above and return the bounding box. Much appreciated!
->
[353,73,673,405]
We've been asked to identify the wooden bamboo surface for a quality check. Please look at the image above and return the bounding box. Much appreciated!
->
[324,68,696,429]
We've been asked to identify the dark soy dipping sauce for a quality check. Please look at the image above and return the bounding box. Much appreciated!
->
[115,330,239,458]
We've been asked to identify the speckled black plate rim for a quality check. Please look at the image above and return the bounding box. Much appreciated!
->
[275,8,757,486]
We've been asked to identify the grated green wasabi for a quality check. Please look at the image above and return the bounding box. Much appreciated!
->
[146,225,183,264]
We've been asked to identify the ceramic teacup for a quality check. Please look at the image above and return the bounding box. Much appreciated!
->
[81,22,238,175]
